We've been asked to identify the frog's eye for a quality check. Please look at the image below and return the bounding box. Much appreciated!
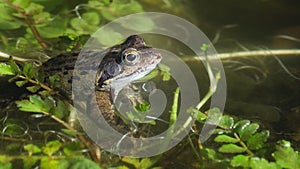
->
[122,48,140,65]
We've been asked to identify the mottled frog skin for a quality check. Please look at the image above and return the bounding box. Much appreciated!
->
[43,35,162,132]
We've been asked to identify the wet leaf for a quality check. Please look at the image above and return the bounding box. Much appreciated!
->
[0,63,15,75]
[42,140,61,156]
[218,144,245,153]
[233,120,250,133]
[231,154,250,168]
[239,123,259,141]
[214,135,239,143]
[218,115,234,129]
[24,144,41,156]
[247,130,269,150]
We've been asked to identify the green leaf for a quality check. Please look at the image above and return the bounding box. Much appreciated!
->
[239,123,259,141]
[61,129,80,137]
[214,135,239,143]
[24,3,44,16]
[122,157,140,168]
[187,107,207,122]
[42,140,61,156]
[0,63,15,75]
[63,142,82,156]
[8,58,20,74]
[249,157,279,169]
[40,157,59,169]
[206,108,223,126]
[0,162,12,169]
[57,158,102,169]
[231,154,250,168]
[36,17,68,38]
[95,30,123,46]
[120,16,155,32]
[52,100,69,119]
[15,80,27,87]
[24,144,41,156]
[273,140,300,169]
[218,144,245,153]
[134,102,150,112]
[233,120,250,133]
[23,157,39,169]
[23,62,35,78]
[26,85,41,93]
[218,115,234,129]
[201,43,210,51]
[247,130,269,150]
[12,0,30,8]
[16,95,54,113]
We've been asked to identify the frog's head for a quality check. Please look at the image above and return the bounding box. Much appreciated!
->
[97,35,162,99]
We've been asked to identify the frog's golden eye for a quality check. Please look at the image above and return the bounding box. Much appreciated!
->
[122,48,140,65]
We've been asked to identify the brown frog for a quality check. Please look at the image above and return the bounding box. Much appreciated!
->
[43,35,162,132]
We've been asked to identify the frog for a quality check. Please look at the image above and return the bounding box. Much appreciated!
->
[43,35,162,132]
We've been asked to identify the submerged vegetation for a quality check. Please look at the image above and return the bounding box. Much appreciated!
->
[0,0,300,169]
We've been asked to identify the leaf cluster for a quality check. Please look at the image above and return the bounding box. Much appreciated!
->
[190,108,300,169]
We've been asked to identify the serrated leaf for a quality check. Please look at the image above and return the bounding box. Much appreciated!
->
[249,157,279,169]
[231,154,250,168]
[239,123,259,141]
[233,120,250,133]
[218,115,234,129]
[24,144,41,156]
[187,107,207,122]
[247,130,269,150]
[16,95,50,113]
[273,141,300,169]
[214,135,239,143]
[0,63,15,75]
[218,144,245,153]
[42,140,61,156]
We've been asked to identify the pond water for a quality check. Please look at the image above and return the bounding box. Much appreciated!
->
[0,0,300,168]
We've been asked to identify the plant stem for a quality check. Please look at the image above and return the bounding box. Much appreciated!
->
[3,0,48,49]
[233,133,254,156]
